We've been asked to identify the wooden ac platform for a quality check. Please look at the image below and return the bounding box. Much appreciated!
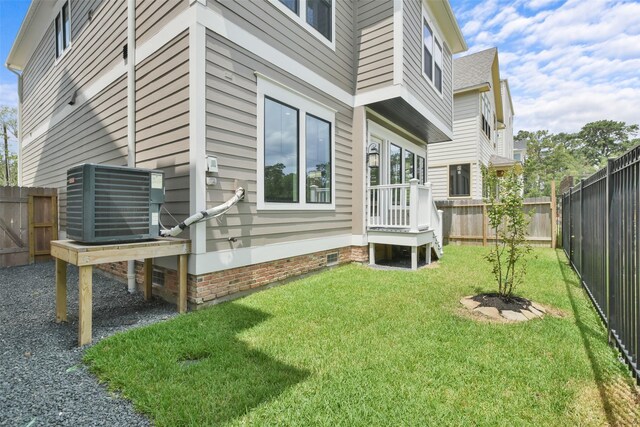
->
[51,238,191,346]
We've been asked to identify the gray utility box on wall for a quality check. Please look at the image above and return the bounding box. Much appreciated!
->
[66,164,165,244]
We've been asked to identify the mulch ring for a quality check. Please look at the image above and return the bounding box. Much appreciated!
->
[460,293,562,323]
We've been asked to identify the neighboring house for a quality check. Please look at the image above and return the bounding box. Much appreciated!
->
[513,138,527,163]
[496,79,514,159]
[6,0,466,306]
[427,48,516,200]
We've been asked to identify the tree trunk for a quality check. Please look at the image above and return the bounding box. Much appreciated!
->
[3,124,8,186]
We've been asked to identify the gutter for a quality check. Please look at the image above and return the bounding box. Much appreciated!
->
[127,0,136,293]
[6,65,22,186]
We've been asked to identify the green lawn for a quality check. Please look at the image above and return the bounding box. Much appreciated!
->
[84,246,639,426]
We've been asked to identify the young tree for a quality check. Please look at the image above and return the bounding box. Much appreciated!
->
[0,106,18,186]
[483,166,533,299]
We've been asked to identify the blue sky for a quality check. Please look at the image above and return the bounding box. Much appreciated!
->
[1,0,639,135]
[449,0,640,133]
[0,0,29,110]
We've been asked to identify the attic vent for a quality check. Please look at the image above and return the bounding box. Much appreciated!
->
[326,252,339,266]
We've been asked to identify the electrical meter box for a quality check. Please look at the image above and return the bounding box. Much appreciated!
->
[66,164,165,243]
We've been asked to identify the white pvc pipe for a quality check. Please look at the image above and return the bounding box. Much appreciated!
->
[127,0,136,293]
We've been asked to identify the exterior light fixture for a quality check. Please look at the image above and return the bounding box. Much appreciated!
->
[367,143,380,169]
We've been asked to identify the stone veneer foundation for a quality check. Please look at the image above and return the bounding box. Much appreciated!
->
[98,245,369,309]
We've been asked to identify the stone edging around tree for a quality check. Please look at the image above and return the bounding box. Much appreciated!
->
[460,295,547,322]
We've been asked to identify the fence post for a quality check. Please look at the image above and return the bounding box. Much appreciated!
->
[568,187,572,262]
[551,181,557,248]
[579,179,584,273]
[606,158,613,343]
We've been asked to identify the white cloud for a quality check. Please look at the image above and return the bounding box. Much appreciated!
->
[452,0,640,133]
[0,83,18,107]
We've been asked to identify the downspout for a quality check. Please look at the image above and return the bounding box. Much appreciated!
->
[127,0,136,293]
[7,66,22,186]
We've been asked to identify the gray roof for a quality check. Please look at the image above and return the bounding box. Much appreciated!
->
[489,154,518,168]
[453,48,497,92]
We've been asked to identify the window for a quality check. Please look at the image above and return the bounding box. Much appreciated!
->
[55,1,71,58]
[481,94,492,139]
[272,0,334,47]
[449,164,471,197]
[434,40,443,92]
[279,0,298,13]
[422,8,443,94]
[306,0,332,41]
[390,144,402,185]
[404,149,415,182]
[264,97,299,203]
[305,114,331,203]
[258,75,335,210]
[417,156,426,184]
[514,153,521,161]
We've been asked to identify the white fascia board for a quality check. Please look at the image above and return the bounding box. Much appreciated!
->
[21,7,193,148]
[189,234,355,275]
[194,3,353,107]
[393,0,404,85]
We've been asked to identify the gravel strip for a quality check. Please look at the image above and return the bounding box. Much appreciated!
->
[0,262,178,426]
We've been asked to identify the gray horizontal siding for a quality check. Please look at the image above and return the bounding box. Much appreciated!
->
[205,30,353,252]
[136,0,188,45]
[22,0,127,138]
[402,0,453,133]
[135,30,191,230]
[21,75,128,229]
[355,1,394,93]
[207,0,355,93]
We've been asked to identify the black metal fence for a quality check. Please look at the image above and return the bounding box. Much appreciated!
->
[562,145,639,383]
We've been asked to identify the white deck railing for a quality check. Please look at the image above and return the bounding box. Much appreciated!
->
[367,179,442,240]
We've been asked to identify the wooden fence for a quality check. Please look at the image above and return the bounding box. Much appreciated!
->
[0,187,58,268]
[436,184,557,248]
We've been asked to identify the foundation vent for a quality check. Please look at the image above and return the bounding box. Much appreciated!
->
[326,252,339,266]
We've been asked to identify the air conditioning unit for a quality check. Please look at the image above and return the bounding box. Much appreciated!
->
[66,164,165,243]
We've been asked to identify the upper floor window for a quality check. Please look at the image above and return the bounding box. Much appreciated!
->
[422,10,443,94]
[273,0,335,49]
[481,94,492,139]
[55,1,71,58]
[258,75,335,210]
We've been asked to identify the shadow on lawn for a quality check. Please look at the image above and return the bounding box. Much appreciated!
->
[556,250,639,426]
[168,303,310,424]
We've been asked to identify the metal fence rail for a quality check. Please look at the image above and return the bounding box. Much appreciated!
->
[562,145,640,383]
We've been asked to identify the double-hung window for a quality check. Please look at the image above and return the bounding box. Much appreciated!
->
[422,9,443,94]
[258,75,335,210]
[55,1,71,59]
[449,164,471,197]
[481,94,492,139]
[273,0,335,48]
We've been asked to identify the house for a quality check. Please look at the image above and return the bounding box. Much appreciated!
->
[5,0,466,306]
[427,48,516,200]
[513,138,527,163]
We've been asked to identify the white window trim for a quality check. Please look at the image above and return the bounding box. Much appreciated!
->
[421,6,444,99]
[257,73,336,211]
[269,0,336,51]
[54,0,72,65]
